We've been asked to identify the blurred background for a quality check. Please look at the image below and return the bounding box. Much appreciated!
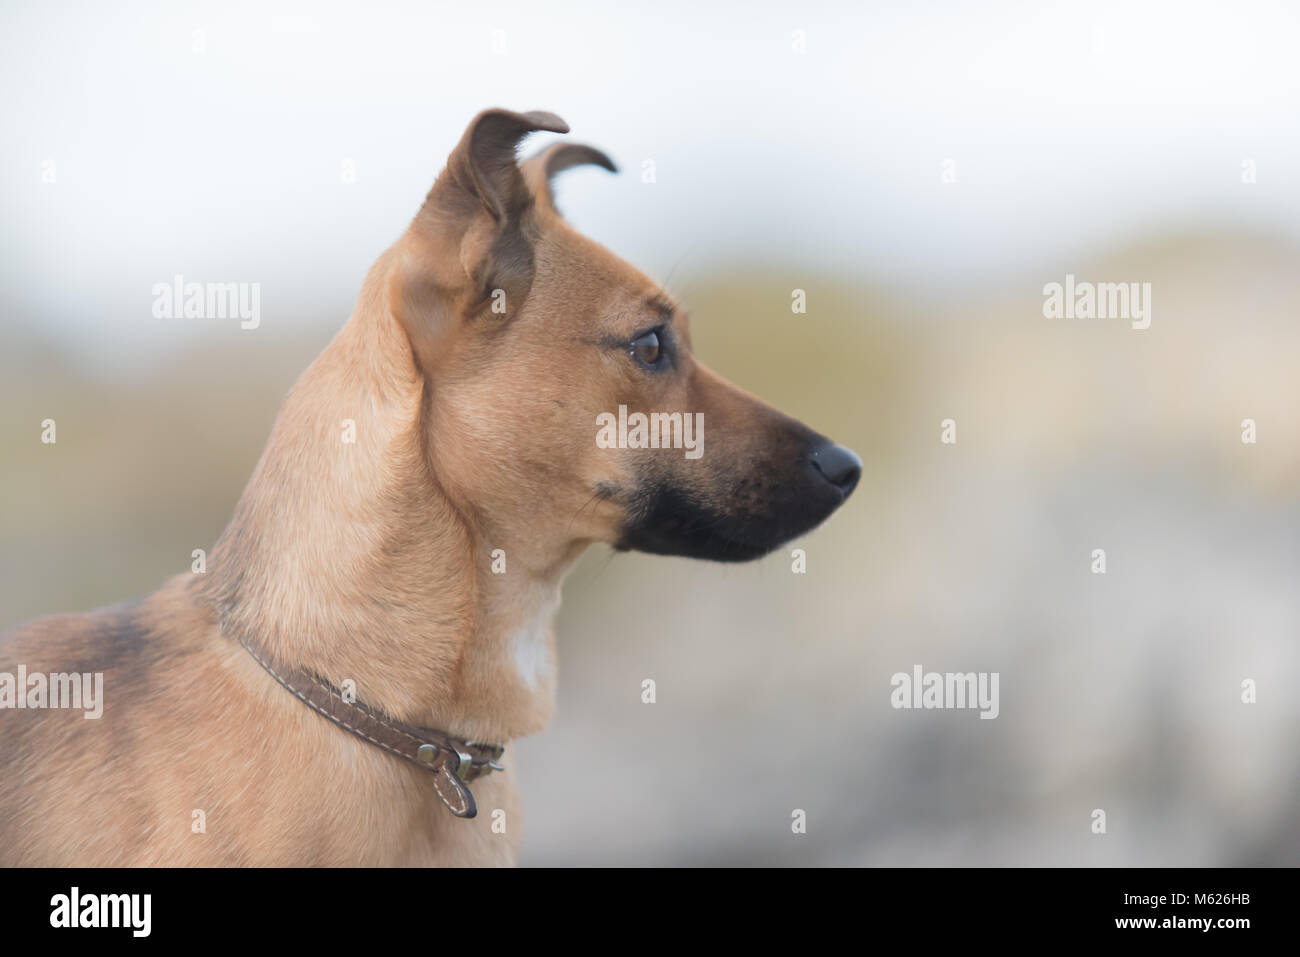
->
[2,0,1298,864]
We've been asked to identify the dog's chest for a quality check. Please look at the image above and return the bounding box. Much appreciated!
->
[505,591,559,693]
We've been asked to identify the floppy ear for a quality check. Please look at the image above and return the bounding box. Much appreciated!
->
[521,142,618,216]
[391,108,568,364]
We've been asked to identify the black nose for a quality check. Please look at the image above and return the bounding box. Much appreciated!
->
[809,442,862,497]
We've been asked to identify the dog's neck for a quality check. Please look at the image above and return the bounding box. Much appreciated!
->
[198,259,573,745]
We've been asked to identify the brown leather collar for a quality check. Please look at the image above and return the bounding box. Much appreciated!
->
[234,633,503,819]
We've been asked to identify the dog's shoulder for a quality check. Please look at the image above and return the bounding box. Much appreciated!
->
[1,599,147,672]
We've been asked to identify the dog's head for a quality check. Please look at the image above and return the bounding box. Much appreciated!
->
[389,108,860,564]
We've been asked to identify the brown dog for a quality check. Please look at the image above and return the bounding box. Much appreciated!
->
[0,109,861,866]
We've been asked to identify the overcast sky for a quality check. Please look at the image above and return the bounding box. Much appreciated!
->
[4,0,1299,366]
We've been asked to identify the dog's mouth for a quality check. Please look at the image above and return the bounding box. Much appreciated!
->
[613,489,777,562]
[614,441,861,563]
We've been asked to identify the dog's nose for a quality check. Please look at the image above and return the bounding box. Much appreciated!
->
[809,442,862,497]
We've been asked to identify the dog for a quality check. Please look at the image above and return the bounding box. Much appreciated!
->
[0,109,861,866]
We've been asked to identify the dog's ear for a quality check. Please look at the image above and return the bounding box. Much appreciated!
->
[521,143,618,216]
[443,109,570,224]
[391,109,567,364]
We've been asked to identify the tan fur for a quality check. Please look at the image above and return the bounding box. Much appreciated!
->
[0,110,849,866]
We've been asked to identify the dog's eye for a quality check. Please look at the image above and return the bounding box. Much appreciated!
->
[630,330,662,366]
